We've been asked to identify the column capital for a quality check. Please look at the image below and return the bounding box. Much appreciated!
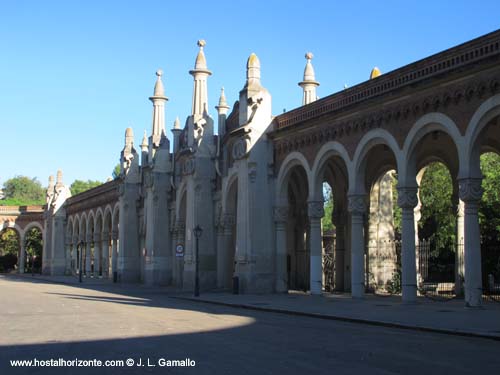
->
[307,201,324,219]
[273,206,289,223]
[111,230,119,241]
[397,186,418,209]
[458,178,483,203]
[347,194,367,215]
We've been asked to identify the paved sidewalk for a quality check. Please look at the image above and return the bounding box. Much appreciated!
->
[9,273,500,340]
[173,292,500,340]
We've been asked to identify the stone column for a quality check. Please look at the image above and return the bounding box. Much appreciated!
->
[73,236,79,273]
[308,201,324,294]
[65,236,72,275]
[111,230,118,278]
[85,235,92,276]
[454,199,465,295]
[398,187,418,303]
[458,178,483,307]
[274,206,289,293]
[19,242,25,274]
[93,232,101,277]
[348,194,367,298]
[333,210,345,291]
[101,232,110,278]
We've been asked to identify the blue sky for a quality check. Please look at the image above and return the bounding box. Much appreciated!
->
[1,0,499,188]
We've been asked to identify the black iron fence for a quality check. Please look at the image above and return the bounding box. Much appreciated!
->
[482,236,500,302]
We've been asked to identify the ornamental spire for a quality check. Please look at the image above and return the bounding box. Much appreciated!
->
[149,69,168,146]
[298,52,319,105]
[189,40,212,116]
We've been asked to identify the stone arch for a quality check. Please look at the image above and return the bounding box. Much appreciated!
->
[352,128,402,194]
[0,220,23,235]
[112,203,120,233]
[275,151,312,205]
[221,171,239,215]
[79,212,87,240]
[465,94,500,177]
[103,205,113,234]
[311,141,352,200]
[87,210,96,237]
[402,112,463,185]
[95,208,104,234]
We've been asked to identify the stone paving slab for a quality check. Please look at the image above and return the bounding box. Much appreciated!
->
[9,273,500,340]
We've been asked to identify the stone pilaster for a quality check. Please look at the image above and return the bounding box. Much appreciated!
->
[274,206,289,293]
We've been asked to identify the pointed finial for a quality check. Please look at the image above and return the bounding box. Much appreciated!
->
[152,68,166,97]
[141,130,148,150]
[246,53,261,85]
[370,67,381,79]
[193,39,209,71]
[218,87,228,107]
[305,52,313,60]
[173,117,180,130]
[48,175,55,186]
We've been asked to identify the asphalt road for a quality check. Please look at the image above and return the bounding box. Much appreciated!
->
[1,275,499,375]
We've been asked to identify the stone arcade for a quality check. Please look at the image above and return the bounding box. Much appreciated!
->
[4,30,500,308]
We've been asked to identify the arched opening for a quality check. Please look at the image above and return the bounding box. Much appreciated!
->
[405,127,460,299]
[354,137,399,297]
[313,152,349,293]
[87,213,96,277]
[24,226,43,274]
[95,213,103,277]
[0,227,21,273]
[417,161,457,298]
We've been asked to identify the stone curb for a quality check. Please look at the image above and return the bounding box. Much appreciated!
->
[171,296,500,342]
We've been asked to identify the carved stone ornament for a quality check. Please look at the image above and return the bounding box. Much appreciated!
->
[232,137,250,160]
[182,158,196,175]
[458,178,483,203]
[347,194,367,214]
[397,187,419,209]
[222,214,235,228]
[307,201,325,219]
[273,206,289,223]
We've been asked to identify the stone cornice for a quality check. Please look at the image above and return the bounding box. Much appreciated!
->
[271,29,500,133]
[65,179,120,214]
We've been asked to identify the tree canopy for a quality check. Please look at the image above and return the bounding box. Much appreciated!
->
[70,180,102,196]
[1,176,45,205]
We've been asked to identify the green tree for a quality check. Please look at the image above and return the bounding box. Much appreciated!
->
[0,229,20,256]
[418,162,455,254]
[1,176,45,205]
[112,164,121,179]
[480,152,500,236]
[70,180,102,196]
[322,184,334,232]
